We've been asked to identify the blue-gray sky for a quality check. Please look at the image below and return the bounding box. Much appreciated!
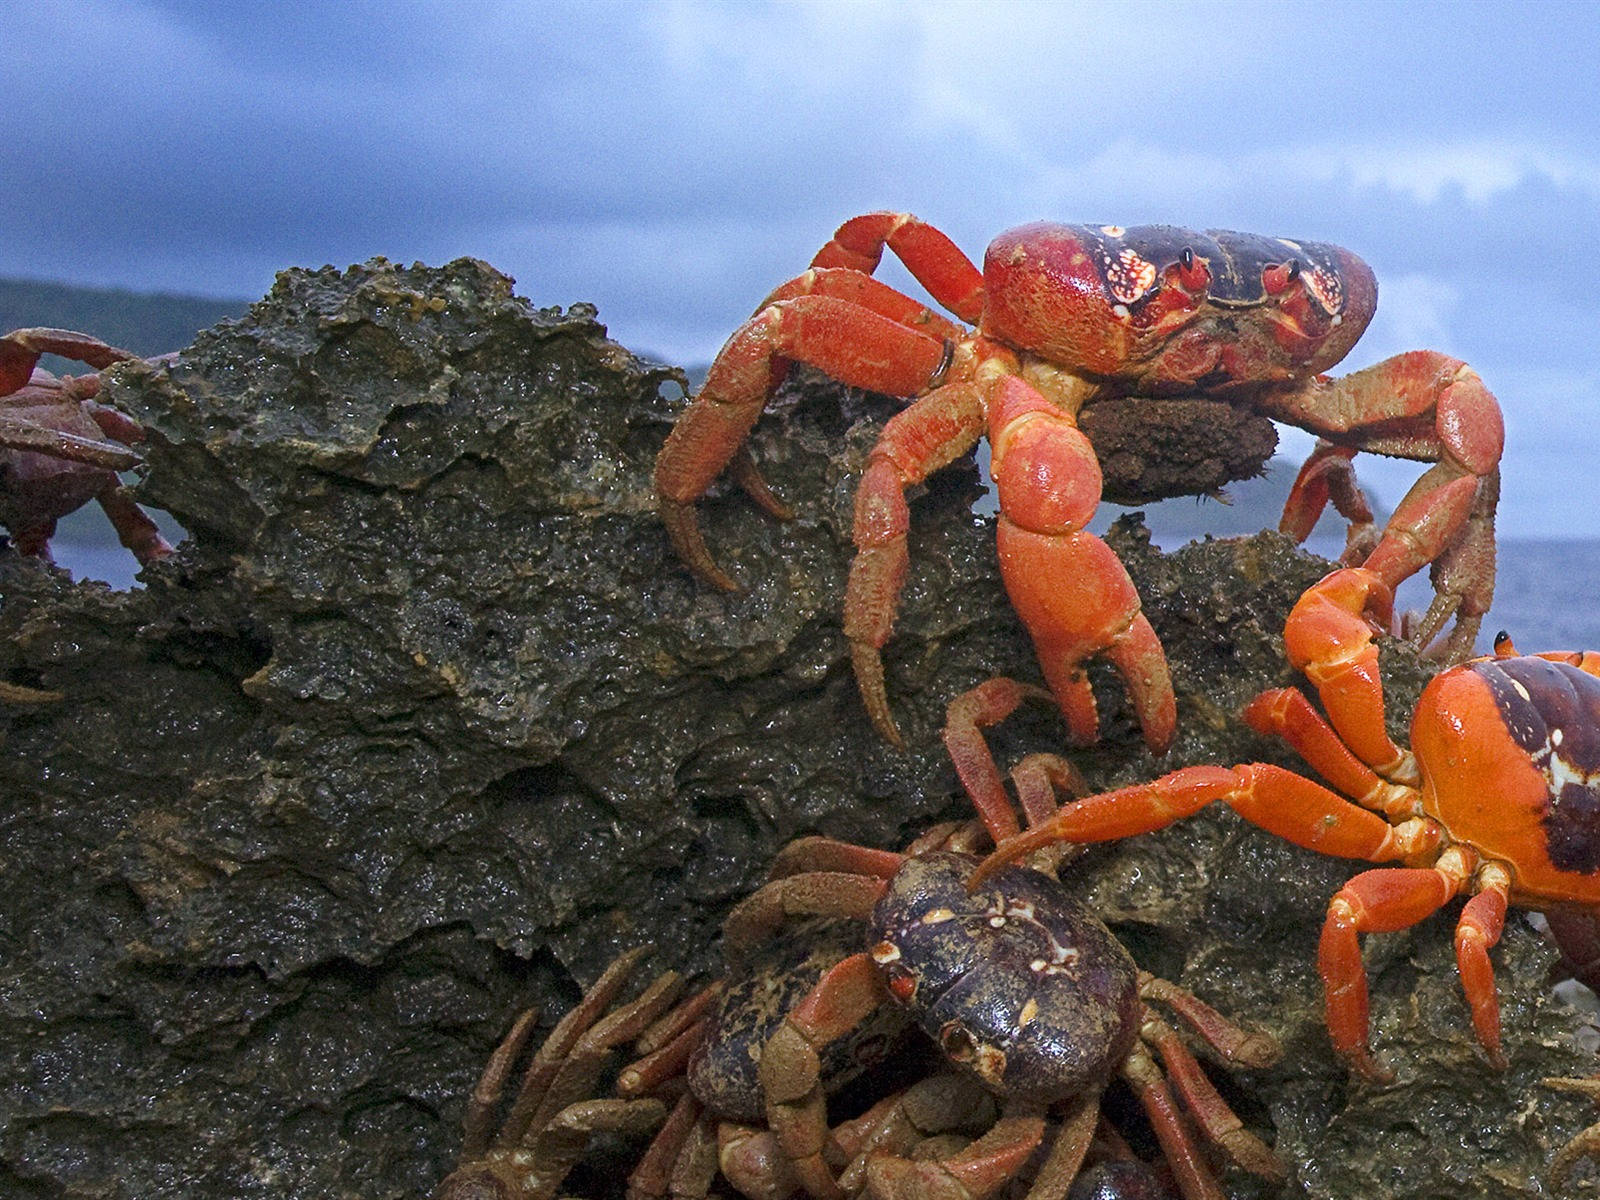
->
[8,0,1599,536]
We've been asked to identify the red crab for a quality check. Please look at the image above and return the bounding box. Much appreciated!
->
[0,327,172,566]
[968,565,1600,1085]
[654,215,1503,755]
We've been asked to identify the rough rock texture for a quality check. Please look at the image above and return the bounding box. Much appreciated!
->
[1,257,1596,1198]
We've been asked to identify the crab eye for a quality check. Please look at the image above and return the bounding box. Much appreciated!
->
[1262,259,1302,294]
[940,1022,978,1061]
[1173,246,1210,292]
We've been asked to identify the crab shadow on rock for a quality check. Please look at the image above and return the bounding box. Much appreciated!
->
[0,257,1593,1198]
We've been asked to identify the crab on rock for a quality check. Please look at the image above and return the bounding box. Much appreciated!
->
[654,215,1503,754]
[0,327,172,565]
[648,733,1284,1200]
[970,566,1600,1082]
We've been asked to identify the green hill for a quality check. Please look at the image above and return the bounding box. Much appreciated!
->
[0,276,250,359]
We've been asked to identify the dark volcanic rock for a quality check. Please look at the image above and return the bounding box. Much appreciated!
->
[0,257,1594,1198]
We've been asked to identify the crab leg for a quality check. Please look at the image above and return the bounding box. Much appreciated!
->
[1542,1076,1600,1192]
[1279,568,1417,782]
[721,869,891,953]
[1273,351,1504,662]
[0,327,133,392]
[625,1093,711,1200]
[942,679,1056,842]
[0,413,142,470]
[497,948,679,1145]
[987,373,1175,754]
[762,266,968,342]
[1242,687,1420,819]
[761,952,891,1200]
[811,212,987,325]
[967,762,1443,891]
[655,294,950,591]
[845,379,987,744]
[1140,1012,1283,1182]
[96,486,174,564]
[1319,850,1475,1080]
[1454,862,1512,1068]
[1118,1042,1226,1200]
[860,1101,1050,1200]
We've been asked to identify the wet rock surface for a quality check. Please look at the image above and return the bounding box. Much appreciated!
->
[0,257,1595,1198]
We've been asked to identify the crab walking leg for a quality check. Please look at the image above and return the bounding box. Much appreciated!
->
[1319,853,1475,1080]
[1137,973,1282,1071]
[0,327,134,392]
[512,1098,669,1200]
[761,952,892,1200]
[766,835,908,882]
[845,380,988,744]
[1272,351,1504,662]
[941,679,1059,842]
[1242,688,1420,819]
[1454,863,1512,1068]
[655,295,950,591]
[460,1008,541,1160]
[810,212,987,325]
[987,373,1176,754]
[761,267,969,342]
[721,871,891,953]
[0,414,143,470]
[1280,568,1417,781]
[1542,1076,1600,1192]
[1117,1042,1226,1200]
[861,1102,1051,1200]
[1140,1013,1284,1182]
[625,1094,714,1200]
[837,1074,1000,1192]
[96,486,173,564]
[967,763,1443,892]
[496,947,675,1144]
[1279,441,1375,548]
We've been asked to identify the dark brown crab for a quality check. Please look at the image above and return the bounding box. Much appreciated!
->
[0,327,172,566]
[628,683,1285,1200]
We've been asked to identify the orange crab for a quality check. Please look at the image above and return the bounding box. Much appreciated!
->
[654,214,1503,756]
[968,565,1600,1082]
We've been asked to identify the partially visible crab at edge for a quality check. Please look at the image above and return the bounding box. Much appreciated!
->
[0,327,173,567]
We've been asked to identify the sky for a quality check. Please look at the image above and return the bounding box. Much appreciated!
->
[7,0,1600,537]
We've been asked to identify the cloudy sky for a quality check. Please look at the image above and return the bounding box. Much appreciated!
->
[8,0,1599,536]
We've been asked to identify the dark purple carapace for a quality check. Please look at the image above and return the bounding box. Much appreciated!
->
[868,851,1140,1107]
[1478,655,1600,875]
[1063,224,1351,314]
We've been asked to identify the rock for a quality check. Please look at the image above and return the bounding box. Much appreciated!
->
[0,257,1592,1198]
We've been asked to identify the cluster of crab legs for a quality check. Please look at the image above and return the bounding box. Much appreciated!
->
[647,212,1600,1190]
[438,726,1288,1200]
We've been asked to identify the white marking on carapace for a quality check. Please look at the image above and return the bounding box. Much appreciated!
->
[871,941,902,964]
[1019,997,1040,1028]
[921,907,956,925]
